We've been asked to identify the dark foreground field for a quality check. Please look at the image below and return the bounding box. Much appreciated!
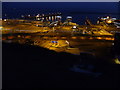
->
[2,42,120,89]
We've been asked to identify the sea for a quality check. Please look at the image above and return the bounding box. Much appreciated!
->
[2,2,120,25]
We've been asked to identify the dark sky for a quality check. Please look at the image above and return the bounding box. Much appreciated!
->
[2,2,119,13]
[2,2,120,24]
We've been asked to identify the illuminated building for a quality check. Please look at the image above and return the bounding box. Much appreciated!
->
[97,16,119,26]
[63,16,78,26]
[56,16,62,25]
[66,16,72,22]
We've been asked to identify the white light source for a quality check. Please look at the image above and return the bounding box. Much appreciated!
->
[67,16,72,19]
[36,14,40,17]
[66,16,72,19]
[37,18,40,20]
[4,19,7,21]
[112,18,117,20]
[103,18,107,20]
[56,16,62,19]
[49,16,51,20]
[107,16,110,19]
[54,23,57,26]
[73,26,77,29]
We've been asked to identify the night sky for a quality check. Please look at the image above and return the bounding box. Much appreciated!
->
[2,2,120,24]
[2,2,119,10]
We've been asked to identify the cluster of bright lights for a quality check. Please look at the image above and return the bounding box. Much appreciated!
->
[106,20,112,24]
[100,16,117,24]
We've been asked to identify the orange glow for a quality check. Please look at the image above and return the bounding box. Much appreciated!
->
[2,38,6,40]
[89,37,93,40]
[43,37,49,39]
[96,37,102,40]
[107,20,112,23]
[25,36,31,39]
[61,37,67,39]
[8,36,14,39]
[105,37,114,41]
[71,37,77,39]
[111,38,114,41]
[80,37,86,40]
[52,37,58,39]
[18,35,21,38]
